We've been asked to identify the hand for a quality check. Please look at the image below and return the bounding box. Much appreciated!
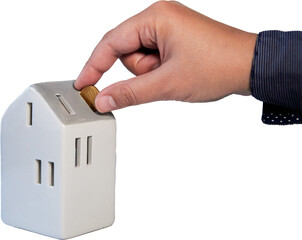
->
[74,1,257,113]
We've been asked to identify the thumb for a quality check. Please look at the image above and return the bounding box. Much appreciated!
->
[95,68,171,113]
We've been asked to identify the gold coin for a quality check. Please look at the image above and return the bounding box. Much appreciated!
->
[80,85,99,111]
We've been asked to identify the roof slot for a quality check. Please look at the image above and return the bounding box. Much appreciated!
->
[56,94,75,114]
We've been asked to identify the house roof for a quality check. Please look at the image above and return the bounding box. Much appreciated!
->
[31,80,114,125]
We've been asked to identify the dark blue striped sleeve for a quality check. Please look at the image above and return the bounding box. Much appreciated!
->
[250,31,302,125]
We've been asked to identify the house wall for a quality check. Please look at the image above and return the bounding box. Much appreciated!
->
[1,87,64,238]
[62,117,116,238]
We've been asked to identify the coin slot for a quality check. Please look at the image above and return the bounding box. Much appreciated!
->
[56,94,75,114]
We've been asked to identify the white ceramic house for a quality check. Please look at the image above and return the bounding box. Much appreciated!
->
[1,81,116,239]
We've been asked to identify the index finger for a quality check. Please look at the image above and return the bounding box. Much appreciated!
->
[74,11,157,90]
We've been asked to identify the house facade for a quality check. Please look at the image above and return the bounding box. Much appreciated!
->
[1,81,116,239]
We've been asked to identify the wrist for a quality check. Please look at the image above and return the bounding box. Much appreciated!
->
[235,32,257,96]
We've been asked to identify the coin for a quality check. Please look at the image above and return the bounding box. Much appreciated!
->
[80,85,99,111]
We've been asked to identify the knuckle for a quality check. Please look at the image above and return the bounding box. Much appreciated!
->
[102,29,114,41]
[153,78,174,101]
[116,84,138,107]
[149,1,175,13]
[151,1,170,9]
[148,1,181,28]
[159,75,184,101]
[160,83,175,100]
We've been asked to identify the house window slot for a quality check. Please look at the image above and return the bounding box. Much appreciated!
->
[36,159,41,184]
[48,162,54,187]
[75,138,81,167]
[56,94,75,114]
[27,102,33,126]
[87,136,92,165]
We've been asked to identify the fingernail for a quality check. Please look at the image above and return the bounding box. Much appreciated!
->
[96,95,116,113]
[73,80,80,90]
[74,71,84,90]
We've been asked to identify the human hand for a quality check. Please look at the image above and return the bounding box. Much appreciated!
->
[74,1,257,113]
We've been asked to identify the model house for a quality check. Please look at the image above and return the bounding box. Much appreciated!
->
[1,80,116,239]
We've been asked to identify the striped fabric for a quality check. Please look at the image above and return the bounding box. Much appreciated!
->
[250,31,302,125]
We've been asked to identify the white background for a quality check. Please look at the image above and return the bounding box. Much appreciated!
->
[0,0,302,239]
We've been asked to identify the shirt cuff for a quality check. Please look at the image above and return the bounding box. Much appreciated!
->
[250,30,302,125]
